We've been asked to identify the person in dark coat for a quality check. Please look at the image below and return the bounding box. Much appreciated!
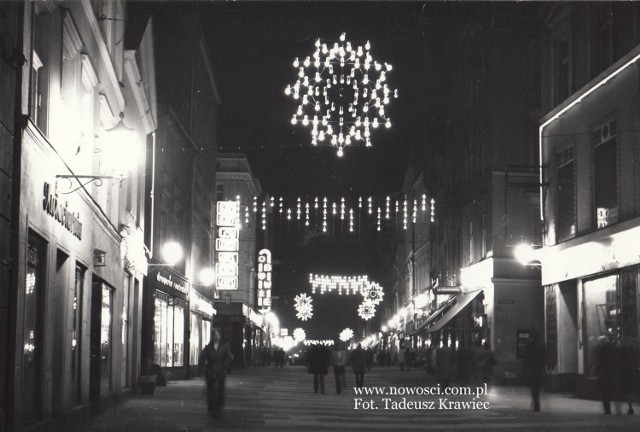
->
[614,340,638,415]
[198,328,233,418]
[307,344,330,393]
[351,344,367,388]
[595,335,616,415]
[332,342,348,394]
[523,331,546,412]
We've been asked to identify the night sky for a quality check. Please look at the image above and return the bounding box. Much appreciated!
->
[154,1,494,340]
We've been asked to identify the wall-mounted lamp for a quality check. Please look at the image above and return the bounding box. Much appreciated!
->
[56,112,137,194]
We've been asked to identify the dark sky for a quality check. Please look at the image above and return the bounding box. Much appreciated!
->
[203,1,429,197]
[194,1,435,339]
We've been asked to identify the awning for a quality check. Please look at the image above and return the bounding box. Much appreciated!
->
[425,289,483,334]
[409,298,454,336]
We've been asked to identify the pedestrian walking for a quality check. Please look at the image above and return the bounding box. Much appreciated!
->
[307,344,329,394]
[332,342,348,394]
[613,340,638,415]
[365,347,374,371]
[198,328,233,419]
[351,344,367,388]
[398,344,407,371]
[595,335,616,415]
[523,331,545,412]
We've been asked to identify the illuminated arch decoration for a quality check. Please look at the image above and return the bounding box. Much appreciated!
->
[285,33,398,157]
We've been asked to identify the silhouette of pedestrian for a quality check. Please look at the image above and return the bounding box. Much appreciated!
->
[351,344,367,388]
[332,342,348,394]
[595,335,616,415]
[523,331,545,412]
[614,340,638,415]
[436,342,455,389]
[198,328,233,419]
[307,344,329,394]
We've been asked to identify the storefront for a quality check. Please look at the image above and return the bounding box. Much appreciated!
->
[188,289,216,375]
[540,222,640,394]
[142,267,190,380]
[212,302,264,367]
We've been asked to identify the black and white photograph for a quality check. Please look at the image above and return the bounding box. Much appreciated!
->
[1,0,640,431]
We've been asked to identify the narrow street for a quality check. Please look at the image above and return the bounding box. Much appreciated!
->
[63,366,640,432]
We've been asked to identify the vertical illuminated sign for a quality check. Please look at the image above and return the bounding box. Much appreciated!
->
[257,249,272,311]
[216,201,240,290]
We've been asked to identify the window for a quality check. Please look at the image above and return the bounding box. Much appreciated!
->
[591,4,613,77]
[583,275,619,375]
[593,120,618,229]
[190,313,201,366]
[216,184,225,202]
[30,8,51,133]
[556,146,576,241]
[153,291,186,368]
[552,29,571,105]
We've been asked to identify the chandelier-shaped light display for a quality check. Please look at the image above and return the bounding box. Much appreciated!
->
[293,328,306,342]
[340,328,354,342]
[285,32,398,157]
[294,293,314,321]
[361,282,384,305]
[358,299,377,320]
[309,274,369,295]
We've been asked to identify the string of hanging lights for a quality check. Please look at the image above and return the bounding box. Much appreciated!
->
[309,274,370,295]
[247,193,434,232]
[285,33,398,157]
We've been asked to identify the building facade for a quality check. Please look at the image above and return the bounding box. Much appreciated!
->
[538,3,640,394]
[418,3,543,382]
[214,153,264,367]
[5,1,154,430]
[141,3,219,381]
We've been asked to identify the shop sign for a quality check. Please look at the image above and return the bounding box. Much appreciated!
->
[257,249,272,312]
[190,289,216,317]
[216,201,240,291]
[156,271,189,295]
[42,182,83,239]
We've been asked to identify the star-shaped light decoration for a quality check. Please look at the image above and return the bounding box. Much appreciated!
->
[362,282,384,305]
[294,293,314,321]
[358,299,376,321]
[293,328,306,342]
[339,328,354,342]
[285,33,398,157]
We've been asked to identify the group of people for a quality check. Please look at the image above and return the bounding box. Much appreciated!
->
[306,343,368,394]
[434,340,497,389]
[259,346,286,366]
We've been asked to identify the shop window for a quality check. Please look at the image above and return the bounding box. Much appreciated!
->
[121,274,130,388]
[70,264,86,405]
[593,120,618,229]
[23,231,47,422]
[583,275,619,375]
[153,291,186,368]
[202,320,211,347]
[100,285,113,394]
[173,305,184,367]
[556,146,576,241]
[190,313,201,365]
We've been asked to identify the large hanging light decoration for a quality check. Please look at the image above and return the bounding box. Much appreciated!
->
[309,274,369,295]
[339,328,354,342]
[294,293,314,321]
[358,299,377,321]
[285,32,398,157]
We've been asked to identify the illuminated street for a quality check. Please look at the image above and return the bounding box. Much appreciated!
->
[63,366,640,431]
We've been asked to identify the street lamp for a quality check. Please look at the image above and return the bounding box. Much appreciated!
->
[199,268,216,287]
[56,112,139,194]
[514,243,540,266]
[162,241,183,266]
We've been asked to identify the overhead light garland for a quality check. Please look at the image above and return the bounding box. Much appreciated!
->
[309,274,369,295]
[303,339,334,346]
[294,293,314,321]
[285,33,398,157]
[293,328,306,342]
[339,328,354,342]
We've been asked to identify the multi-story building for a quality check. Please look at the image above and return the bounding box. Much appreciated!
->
[141,3,219,381]
[418,3,543,382]
[213,153,264,367]
[4,1,155,430]
[538,2,640,395]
